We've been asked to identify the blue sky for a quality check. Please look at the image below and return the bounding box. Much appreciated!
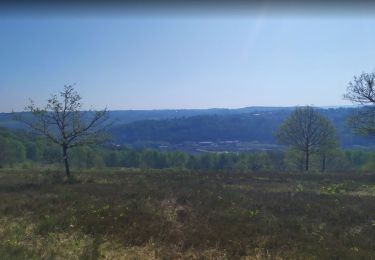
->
[1,15,375,112]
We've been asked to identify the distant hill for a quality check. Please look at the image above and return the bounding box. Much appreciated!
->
[3,106,375,149]
[108,107,375,149]
[0,107,295,129]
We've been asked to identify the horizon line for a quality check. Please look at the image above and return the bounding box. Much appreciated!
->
[1,104,359,114]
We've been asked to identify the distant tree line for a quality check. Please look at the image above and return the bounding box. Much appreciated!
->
[1,125,375,172]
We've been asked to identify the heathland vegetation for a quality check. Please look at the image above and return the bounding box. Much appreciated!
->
[1,169,375,259]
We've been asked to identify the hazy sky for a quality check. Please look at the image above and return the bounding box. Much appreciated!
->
[1,13,375,112]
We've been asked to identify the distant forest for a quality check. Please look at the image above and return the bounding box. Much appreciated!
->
[1,107,374,148]
[2,105,375,172]
[109,107,373,148]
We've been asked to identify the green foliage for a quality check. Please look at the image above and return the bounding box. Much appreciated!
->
[284,148,305,172]
[0,136,26,167]
[1,126,375,173]
[321,183,348,195]
[25,142,43,161]
[277,106,339,171]
[70,146,105,169]
[42,144,61,164]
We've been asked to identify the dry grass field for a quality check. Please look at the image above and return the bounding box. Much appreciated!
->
[1,169,375,259]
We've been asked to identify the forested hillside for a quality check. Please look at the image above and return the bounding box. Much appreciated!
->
[0,107,293,129]
[3,107,374,149]
[109,107,375,148]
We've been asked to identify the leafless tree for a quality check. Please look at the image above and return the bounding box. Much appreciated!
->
[276,106,338,171]
[344,72,375,104]
[344,71,375,135]
[17,85,109,179]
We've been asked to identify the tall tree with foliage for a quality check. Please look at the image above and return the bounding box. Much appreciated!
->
[344,71,375,135]
[276,106,338,171]
[316,136,339,172]
[18,85,109,179]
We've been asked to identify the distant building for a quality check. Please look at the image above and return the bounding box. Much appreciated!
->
[198,141,214,146]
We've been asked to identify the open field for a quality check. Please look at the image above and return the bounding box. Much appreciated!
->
[1,169,375,259]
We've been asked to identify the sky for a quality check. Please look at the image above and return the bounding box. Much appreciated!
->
[1,11,375,111]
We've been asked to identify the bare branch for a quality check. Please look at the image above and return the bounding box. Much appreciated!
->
[344,72,375,104]
[17,85,110,178]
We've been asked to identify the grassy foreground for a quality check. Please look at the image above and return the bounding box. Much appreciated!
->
[1,169,375,259]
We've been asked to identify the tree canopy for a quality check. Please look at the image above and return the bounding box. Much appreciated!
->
[276,106,338,171]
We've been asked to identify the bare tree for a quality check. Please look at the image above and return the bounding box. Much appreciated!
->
[276,106,338,171]
[344,71,375,135]
[18,85,109,179]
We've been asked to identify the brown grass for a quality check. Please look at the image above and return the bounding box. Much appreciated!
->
[0,169,375,259]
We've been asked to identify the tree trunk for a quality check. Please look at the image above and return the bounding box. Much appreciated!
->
[321,154,326,172]
[62,145,71,179]
[305,150,309,171]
